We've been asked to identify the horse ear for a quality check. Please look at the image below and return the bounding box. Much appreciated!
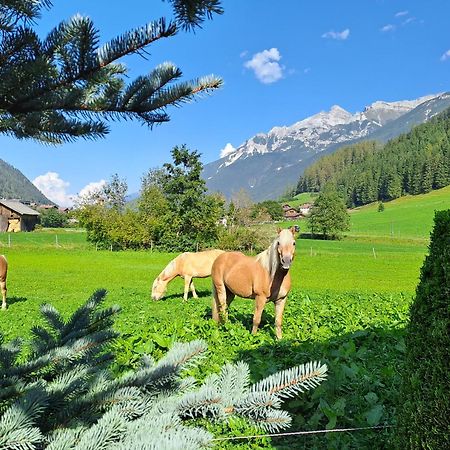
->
[289,226,297,235]
[276,227,282,234]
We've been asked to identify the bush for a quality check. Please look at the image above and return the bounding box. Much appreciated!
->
[39,208,68,228]
[396,210,450,449]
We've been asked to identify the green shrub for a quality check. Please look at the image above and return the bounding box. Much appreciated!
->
[396,210,450,449]
[39,208,68,228]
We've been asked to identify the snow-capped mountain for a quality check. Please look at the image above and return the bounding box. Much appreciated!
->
[203,92,450,201]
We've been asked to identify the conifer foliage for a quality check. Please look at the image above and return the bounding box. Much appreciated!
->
[396,210,450,449]
[0,290,327,449]
[0,0,223,144]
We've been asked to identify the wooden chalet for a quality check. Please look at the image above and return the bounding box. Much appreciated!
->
[282,204,302,220]
[0,199,40,232]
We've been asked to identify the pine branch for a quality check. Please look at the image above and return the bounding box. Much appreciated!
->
[251,361,328,399]
[167,0,224,31]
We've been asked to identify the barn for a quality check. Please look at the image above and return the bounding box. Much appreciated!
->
[0,199,40,232]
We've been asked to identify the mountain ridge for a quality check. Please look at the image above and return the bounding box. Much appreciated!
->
[0,158,53,204]
[203,92,450,201]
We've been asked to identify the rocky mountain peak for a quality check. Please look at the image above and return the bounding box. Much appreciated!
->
[204,92,450,201]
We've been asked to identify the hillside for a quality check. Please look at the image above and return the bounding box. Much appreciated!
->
[297,106,450,206]
[349,185,450,240]
[0,158,52,204]
[203,92,450,201]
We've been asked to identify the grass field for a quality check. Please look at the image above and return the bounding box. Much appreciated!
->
[1,189,448,449]
[349,185,450,240]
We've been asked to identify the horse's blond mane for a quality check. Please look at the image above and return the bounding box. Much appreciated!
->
[161,258,177,279]
[256,237,280,281]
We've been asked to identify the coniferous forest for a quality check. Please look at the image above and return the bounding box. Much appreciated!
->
[296,107,450,207]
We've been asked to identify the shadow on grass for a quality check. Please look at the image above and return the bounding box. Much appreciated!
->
[231,326,404,450]
[157,289,212,302]
[4,296,28,307]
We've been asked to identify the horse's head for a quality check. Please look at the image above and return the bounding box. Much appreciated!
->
[151,276,167,300]
[276,227,296,270]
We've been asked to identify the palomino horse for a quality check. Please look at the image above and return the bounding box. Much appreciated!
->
[152,249,225,301]
[0,255,7,310]
[211,228,296,339]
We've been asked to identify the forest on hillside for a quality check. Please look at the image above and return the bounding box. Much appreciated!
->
[296,107,450,207]
[0,159,51,203]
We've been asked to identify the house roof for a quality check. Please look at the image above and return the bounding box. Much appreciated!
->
[0,199,40,216]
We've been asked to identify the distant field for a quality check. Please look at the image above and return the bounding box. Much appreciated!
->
[286,192,318,207]
[349,185,450,240]
[279,186,450,240]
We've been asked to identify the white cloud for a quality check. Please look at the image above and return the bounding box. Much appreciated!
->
[380,24,395,32]
[77,180,107,201]
[244,48,284,84]
[440,49,450,61]
[395,10,409,17]
[33,172,73,207]
[220,143,236,158]
[402,17,415,26]
[321,28,350,40]
[32,172,107,208]
[303,67,311,74]
[239,50,248,58]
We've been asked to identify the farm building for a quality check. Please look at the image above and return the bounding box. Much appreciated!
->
[0,199,40,232]
[299,203,312,216]
[282,204,302,220]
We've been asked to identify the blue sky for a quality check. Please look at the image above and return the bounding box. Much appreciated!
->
[1,0,450,205]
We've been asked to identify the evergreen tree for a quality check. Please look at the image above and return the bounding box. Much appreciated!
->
[396,210,450,449]
[0,0,223,144]
[0,290,328,449]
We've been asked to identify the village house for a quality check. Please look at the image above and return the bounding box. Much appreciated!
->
[0,199,40,232]
[282,204,302,220]
[299,203,312,216]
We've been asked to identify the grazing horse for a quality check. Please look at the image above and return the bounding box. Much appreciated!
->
[211,228,296,339]
[152,249,225,301]
[0,255,7,310]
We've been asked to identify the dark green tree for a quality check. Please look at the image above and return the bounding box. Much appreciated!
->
[0,0,223,144]
[308,189,350,239]
[252,200,284,221]
[158,145,224,250]
[39,207,68,228]
[396,210,450,449]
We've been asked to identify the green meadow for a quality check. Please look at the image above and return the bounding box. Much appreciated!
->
[349,185,450,240]
[1,189,448,448]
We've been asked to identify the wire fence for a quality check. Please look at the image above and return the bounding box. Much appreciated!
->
[0,230,89,250]
[211,425,392,443]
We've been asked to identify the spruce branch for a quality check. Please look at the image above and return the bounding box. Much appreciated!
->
[251,361,328,399]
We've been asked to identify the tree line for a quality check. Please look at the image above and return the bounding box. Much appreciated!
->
[76,146,284,252]
[296,107,450,206]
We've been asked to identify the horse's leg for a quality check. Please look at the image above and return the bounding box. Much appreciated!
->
[190,279,199,299]
[251,295,266,335]
[226,288,235,307]
[274,297,287,340]
[212,281,228,323]
[183,276,192,301]
[0,281,6,310]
